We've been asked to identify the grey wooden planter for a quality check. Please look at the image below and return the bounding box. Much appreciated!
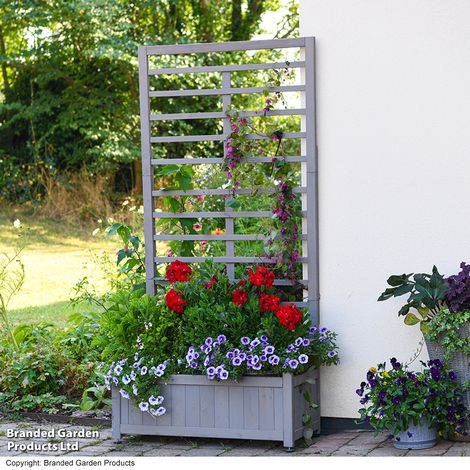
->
[112,369,319,449]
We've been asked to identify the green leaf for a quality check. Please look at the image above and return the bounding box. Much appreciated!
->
[302,414,311,424]
[387,274,412,287]
[420,322,432,335]
[303,429,314,440]
[156,165,180,176]
[226,198,241,209]
[404,312,420,326]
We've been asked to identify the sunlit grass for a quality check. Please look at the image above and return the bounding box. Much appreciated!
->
[0,206,116,325]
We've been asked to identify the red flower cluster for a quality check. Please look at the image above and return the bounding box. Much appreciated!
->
[205,277,217,289]
[275,304,302,331]
[232,289,248,307]
[165,260,192,283]
[248,266,275,289]
[165,289,187,314]
[259,293,280,313]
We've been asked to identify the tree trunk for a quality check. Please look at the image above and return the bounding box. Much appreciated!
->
[133,159,143,196]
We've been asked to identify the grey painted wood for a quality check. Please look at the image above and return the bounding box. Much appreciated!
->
[153,210,308,219]
[214,387,230,429]
[154,256,306,263]
[152,187,307,197]
[113,369,318,447]
[148,61,305,76]
[259,387,275,431]
[229,387,244,429]
[243,387,259,430]
[150,108,305,121]
[185,385,201,427]
[282,373,294,448]
[120,393,129,425]
[138,46,156,296]
[200,385,215,428]
[151,155,307,165]
[149,85,304,98]
[145,37,305,55]
[153,234,307,241]
[112,387,121,440]
[150,131,305,143]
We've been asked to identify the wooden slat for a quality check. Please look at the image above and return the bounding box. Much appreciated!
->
[243,387,259,430]
[167,374,282,388]
[153,210,307,218]
[150,131,305,143]
[148,61,305,76]
[154,256,306,263]
[170,385,186,427]
[145,38,306,55]
[185,385,200,427]
[200,386,215,428]
[229,387,244,429]
[259,388,275,432]
[149,85,304,98]
[153,234,307,241]
[150,108,305,121]
[214,387,230,429]
[156,384,171,426]
[151,156,306,165]
[152,187,307,197]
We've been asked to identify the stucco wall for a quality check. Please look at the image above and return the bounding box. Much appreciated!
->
[299,0,470,418]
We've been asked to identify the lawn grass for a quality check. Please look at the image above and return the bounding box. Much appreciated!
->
[0,206,117,326]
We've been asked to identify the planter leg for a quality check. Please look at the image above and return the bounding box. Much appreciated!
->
[284,446,295,453]
[112,428,122,444]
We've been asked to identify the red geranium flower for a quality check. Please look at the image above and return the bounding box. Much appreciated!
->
[260,293,280,313]
[165,289,187,314]
[232,289,248,307]
[205,276,217,289]
[275,304,302,331]
[165,260,192,283]
[237,279,247,287]
[248,266,275,289]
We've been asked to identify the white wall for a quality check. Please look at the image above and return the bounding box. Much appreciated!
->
[300,0,470,418]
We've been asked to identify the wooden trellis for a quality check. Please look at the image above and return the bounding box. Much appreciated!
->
[138,37,318,324]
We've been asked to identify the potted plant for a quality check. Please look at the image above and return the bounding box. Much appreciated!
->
[378,263,470,436]
[104,261,339,449]
[357,358,469,449]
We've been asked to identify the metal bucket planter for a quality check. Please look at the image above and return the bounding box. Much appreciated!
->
[425,322,470,440]
[393,421,437,450]
[112,369,319,450]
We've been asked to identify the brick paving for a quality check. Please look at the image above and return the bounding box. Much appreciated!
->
[0,417,469,457]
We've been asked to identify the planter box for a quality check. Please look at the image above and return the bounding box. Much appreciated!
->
[112,368,319,449]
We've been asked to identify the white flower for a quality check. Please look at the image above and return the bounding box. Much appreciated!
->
[97,219,103,224]
[13,219,21,229]
[129,206,136,212]
[107,217,114,224]
[122,200,129,206]
[92,228,100,237]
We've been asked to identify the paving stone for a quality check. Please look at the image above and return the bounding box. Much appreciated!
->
[142,448,185,456]
[443,447,468,457]
[331,446,371,456]
[183,447,226,456]
[366,446,409,457]
[347,431,388,446]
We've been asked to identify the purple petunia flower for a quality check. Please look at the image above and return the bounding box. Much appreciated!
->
[269,355,280,365]
[156,407,166,416]
[251,338,261,348]
[207,366,216,375]
[319,327,328,334]
[122,375,131,385]
[130,371,137,381]
[226,351,234,360]
[232,357,242,366]
[260,354,268,362]
[309,326,317,334]
[132,384,138,395]
[238,353,246,360]
[295,337,303,347]
[299,354,309,364]
[264,346,275,354]
[205,337,213,346]
[260,335,268,342]
[302,339,310,347]
[114,365,122,375]
[328,351,337,358]
[141,366,148,375]
[190,361,198,369]
[119,389,129,399]
[287,344,295,352]
[219,370,229,380]
[251,362,262,370]
[289,359,299,369]
[204,356,210,367]
[112,377,119,386]
[241,337,250,345]
[139,402,149,411]
[217,335,227,343]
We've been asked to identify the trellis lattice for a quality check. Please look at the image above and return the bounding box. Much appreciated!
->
[138,37,318,323]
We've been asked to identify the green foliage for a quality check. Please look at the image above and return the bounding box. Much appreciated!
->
[378,266,449,333]
[0,221,27,350]
[80,384,112,411]
[0,0,295,201]
[426,309,470,362]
